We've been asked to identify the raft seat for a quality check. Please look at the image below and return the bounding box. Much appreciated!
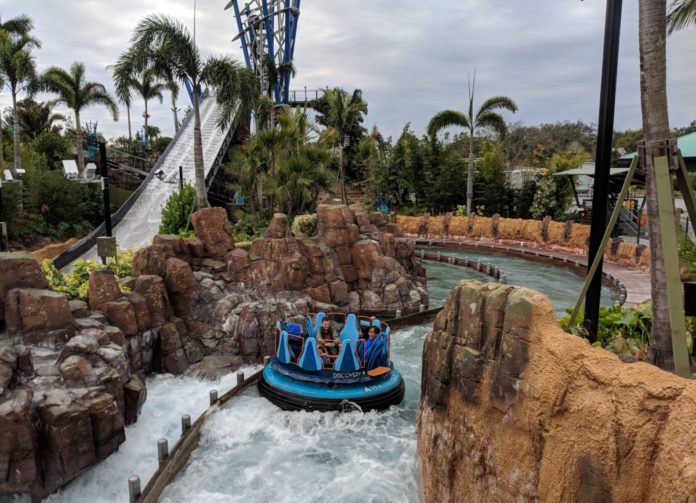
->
[298,337,323,371]
[334,339,361,372]
[277,331,292,364]
[339,313,359,343]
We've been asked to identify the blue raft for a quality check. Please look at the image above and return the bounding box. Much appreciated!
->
[258,312,405,412]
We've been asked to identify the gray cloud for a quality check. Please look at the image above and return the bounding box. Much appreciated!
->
[1,0,695,140]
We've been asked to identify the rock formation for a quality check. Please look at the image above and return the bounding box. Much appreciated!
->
[0,205,426,497]
[417,280,696,503]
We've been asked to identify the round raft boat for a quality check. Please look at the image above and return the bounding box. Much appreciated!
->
[258,312,405,412]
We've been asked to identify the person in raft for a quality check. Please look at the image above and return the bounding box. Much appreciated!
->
[359,325,380,365]
[317,318,340,356]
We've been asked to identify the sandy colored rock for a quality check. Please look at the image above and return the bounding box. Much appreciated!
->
[4,288,74,336]
[418,280,696,503]
[191,207,235,257]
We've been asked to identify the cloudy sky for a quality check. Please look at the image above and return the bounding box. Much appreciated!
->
[2,1,695,140]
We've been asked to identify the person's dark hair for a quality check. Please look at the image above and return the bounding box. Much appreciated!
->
[368,326,378,337]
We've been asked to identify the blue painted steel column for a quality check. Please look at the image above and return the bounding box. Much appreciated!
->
[282,0,292,102]
[231,0,251,68]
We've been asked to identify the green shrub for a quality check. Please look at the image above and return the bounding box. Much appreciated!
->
[159,183,197,235]
[41,249,135,301]
[291,213,317,236]
[30,131,70,169]
[560,302,695,359]
[530,176,560,220]
[399,206,428,217]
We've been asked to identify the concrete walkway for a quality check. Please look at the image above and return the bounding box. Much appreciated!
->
[414,238,651,307]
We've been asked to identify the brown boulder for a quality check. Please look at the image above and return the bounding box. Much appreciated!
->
[134,275,172,326]
[191,207,235,257]
[123,375,147,425]
[88,270,122,311]
[226,248,252,281]
[183,236,206,257]
[132,244,174,277]
[418,280,696,503]
[164,257,197,294]
[317,204,347,229]
[0,252,48,322]
[0,390,38,493]
[127,292,152,332]
[102,299,138,336]
[0,348,17,395]
[351,240,383,280]
[4,288,74,336]
[59,355,98,386]
[267,213,291,238]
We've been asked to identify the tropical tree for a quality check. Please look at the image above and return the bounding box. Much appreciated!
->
[42,61,119,172]
[427,78,517,216]
[316,88,368,204]
[15,98,65,139]
[667,0,696,33]
[639,0,680,371]
[130,68,166,146]
[0,30,41,173]
[128,14,257,209]
[108,54,135,149]
[0,14,34,36]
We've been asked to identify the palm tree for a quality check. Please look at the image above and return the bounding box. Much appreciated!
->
[639,0,681,371]
[667,0,696,33]
[130,67,166,147]
[427,77,517,216]
[0,13,35,169]
[318,88,368,205]
[15,98,65,139]
[0,14,34,36]
[128,14,257,209]
[0,30,41,174]
[108,54,135,150]
[41,62,119,172]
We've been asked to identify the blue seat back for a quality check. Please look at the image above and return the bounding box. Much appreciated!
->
[334,339,360,372]
[312,312,326,338]
[305,315,315,339]
[339,314,359,343]
[277,331,292,364]
[371,319,382,330]
[298,337,323,371]
[365,334,388,370]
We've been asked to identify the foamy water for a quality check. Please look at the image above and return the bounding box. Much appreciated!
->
[160,325,430,503]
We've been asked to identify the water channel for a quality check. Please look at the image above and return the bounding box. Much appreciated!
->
[48,253,619,503]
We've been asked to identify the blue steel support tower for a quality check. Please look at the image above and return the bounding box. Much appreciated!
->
[225,0,301,104]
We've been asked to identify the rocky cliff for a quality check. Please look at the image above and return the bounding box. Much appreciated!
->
[0,205,426,497]
[417,280,696,503]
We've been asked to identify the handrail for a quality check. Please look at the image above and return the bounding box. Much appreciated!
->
[52,92,206,269]
[131,367,262,503]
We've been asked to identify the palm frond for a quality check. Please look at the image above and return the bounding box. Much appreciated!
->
[427,110,470,137]
[667,0,696,33]
[475,111,508,137]
[476,95,518,119]
[0,14,35,36]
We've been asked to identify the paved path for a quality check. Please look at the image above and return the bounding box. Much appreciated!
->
[414,237,651,307]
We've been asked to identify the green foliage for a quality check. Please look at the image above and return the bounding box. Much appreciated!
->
[679,233,696,275]
[29,130,69,169]
[41,249,134,301]
[560,302,696,359]
[159,183,196,235]
[291,213,317,236]
[151,136,171,154]
[514,179,538,219]
[231,213,267,242]
[530,176,560,219]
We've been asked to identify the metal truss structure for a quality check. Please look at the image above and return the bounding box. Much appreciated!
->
[225,0,301,104]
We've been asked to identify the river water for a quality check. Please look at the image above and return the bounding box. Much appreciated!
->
[45,255,614,503]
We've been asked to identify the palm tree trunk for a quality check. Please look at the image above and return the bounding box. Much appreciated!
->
[467,131,474,216]
[144,100,149,148]
[126,104,133,151]
[640,0,675,370]
[11,91,21,174]
[75,110,85,173]
[339,145,347,205]
[171,95,179,133]
[192,88,208,208]
[0,119,4,169]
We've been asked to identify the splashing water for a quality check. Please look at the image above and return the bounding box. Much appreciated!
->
[161,325,430,503]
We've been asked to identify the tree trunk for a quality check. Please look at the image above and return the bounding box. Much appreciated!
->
[171,95,179,133]
[143,100,149,148]
[126,104,133,151]
[466,131,474,216]
[339,145,347,205]
[11,91,21,174]
[0,117,4,168]
[75,110,85,173]
[639,0,674,370]
[192,88,208,208]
